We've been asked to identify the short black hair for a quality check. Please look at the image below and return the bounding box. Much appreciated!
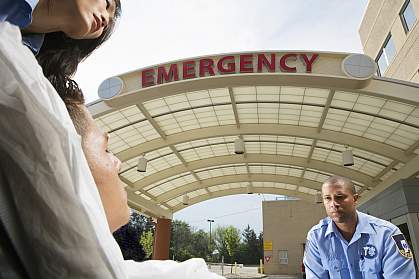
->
[66,101,88,140]
[322,175,356,195]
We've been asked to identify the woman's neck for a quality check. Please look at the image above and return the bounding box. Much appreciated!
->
[23,0,66,34]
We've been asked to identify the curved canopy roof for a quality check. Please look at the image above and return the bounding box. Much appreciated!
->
[88,51,419,219]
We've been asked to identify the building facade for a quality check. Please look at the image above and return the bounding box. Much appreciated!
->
[262,200,325,275]
[358,178,419,272]
[359,0,419,82]
[358,0,419,273]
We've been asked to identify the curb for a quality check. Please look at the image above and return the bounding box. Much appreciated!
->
[224,275,267,279]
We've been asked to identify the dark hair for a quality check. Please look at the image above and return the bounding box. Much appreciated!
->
[36,0,121,106]
[67,102,89,138]
[322,175,357,195]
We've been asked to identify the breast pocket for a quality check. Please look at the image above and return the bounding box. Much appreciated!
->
[326,258,349,279]
[359,258,381,278]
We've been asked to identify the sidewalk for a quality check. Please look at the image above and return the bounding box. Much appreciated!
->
[209,265,265,278]
[208,264,298,279]
[264,276,298,279]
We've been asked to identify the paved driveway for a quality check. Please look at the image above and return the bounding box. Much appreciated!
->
[208,264,299,279]
[265,276,297,279]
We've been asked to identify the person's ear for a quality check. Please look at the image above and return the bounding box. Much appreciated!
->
[353,194,360,204]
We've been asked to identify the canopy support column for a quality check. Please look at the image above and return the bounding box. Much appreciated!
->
[152,218,171,260]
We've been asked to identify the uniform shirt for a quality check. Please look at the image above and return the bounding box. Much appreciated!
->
[303,211,416,279]
[0,0,44,54]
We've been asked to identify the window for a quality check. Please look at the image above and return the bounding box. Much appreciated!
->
[400,0,417,33]
[279,250,288,264]
[376,34,396,76]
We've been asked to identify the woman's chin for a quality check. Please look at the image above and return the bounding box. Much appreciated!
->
[64,24,92,39]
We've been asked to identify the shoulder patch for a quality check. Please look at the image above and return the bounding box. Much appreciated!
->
[391,234,413,259]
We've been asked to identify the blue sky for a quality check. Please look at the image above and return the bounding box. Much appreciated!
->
[75,0,369,233]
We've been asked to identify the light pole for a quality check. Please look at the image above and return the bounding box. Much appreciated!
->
[207,219,215,253]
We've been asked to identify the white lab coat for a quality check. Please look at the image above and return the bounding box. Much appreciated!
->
[0,22,223,279]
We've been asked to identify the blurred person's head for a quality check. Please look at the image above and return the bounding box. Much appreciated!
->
[321,176,359,224]
[26,0,119,39]
[65,93,130,232]
[35,0,121,107]
[29,0,126,232]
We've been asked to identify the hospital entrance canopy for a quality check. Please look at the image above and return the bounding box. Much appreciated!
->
[88,51,419,219]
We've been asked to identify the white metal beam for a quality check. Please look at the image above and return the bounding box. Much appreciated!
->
[359,154,419,205]
[127,191,173,219]
[116,124,410,163]
[171,187,315,212]
[157,174,322,202]
[405,138,419,155]
[137,104,203,187]
[228,87,240,128]
[373,161,398,182]
[131,154,374,190]
[136,104,167,139]
[317,90,335,132]
[121,176,172,209]
[88,72,419,118]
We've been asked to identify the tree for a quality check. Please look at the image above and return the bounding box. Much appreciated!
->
[169,220,193,261]
[237,225,261,264]
[213,226,240,263]
[139,230,154,258]
[214,226,229,262]
[224,226,241,262]
[191,229,210,259]
[113,212,154,261]
[244,225,258,263]
[167,220,261,264]
[256,232,264,263]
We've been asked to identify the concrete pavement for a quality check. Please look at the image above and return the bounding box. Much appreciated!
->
[208,264,298,279]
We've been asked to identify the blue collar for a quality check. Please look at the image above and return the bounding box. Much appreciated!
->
[22,33,44,55]
[325,211,376,239]
[325,217,334,237]
[355,211,376,235]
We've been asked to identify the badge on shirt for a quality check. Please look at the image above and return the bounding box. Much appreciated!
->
[392,233,413,259]
[361,244,377,259]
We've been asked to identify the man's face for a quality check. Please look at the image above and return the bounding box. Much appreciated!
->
[80,106,130,232]
[322,182,358,224]
[64,0,117,39]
